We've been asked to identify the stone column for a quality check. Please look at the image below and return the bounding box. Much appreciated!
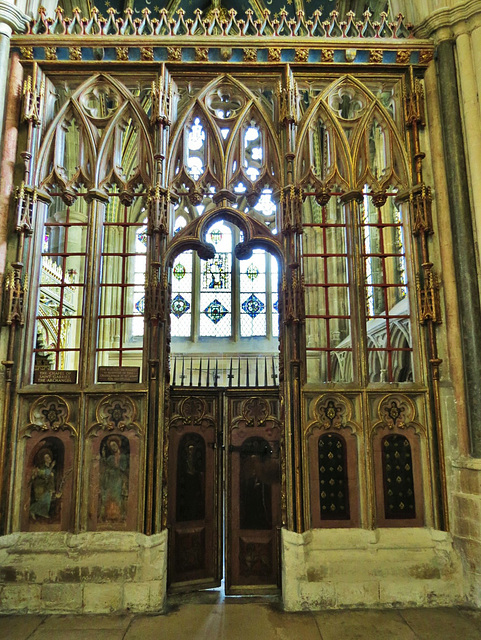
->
[436,38,481,457]
[0,0,30,150]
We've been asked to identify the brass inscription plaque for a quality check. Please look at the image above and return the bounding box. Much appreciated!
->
[34,369,77,384]
[97,366,140,383]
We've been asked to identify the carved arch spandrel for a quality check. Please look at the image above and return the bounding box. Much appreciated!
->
[370,393,426,437]
[86,394,144,532]
[168,395,217,433]
[305,393,360,435]
[164,206,284,272]
[22,394,77,437]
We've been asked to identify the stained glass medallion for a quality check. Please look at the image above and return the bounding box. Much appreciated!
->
[172,294,191,318]
[246,264,259,281]
[204,299,228,324]
[135,296,145,314]
[210,229,222,245]
[242,294,265,318]
[137,228,147,246]
[273,299,279,312]
[173,263,186,280]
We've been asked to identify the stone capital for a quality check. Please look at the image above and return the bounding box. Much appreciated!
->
[416,0,481,42]
[0,0,30,37]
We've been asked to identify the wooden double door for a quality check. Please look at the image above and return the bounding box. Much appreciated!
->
[167,389,282,594]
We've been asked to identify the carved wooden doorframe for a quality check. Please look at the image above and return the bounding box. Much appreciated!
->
[167,388,281,594]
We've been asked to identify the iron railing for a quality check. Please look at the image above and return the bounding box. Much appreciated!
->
[170,354,279,388]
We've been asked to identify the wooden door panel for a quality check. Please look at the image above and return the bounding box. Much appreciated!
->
[167,393,221,591]
[226,394,281,593]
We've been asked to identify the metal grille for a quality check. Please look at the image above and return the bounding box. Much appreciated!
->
[171,355,279,388]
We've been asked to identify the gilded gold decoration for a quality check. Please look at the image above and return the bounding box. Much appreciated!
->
[308,394,358,434]
[220,47,232,61]
[15,6,415,40]
[4,265,27,326]
[69,47,82,61]
[22,75,45,126]
[25,395,76,435]
[268,48,282,62]
[377,394,416,431]
[396,50,411,64]
[20,47,33,61]
[418,50,434,65]
[321,49,334,63]
[409,184,433,235]
[45,47,57,61]
[116,47,129,62]
[150,71,173,127]
[243,48,257,62]
[404,68,425,128]
[295,49,309,63]
[167,46,182,61]
[90,395,141,434]
[416,263,442,325]
[195,47,209,62]
[369,49,384,64]
[140,47,154,62]
[278,68,300,125]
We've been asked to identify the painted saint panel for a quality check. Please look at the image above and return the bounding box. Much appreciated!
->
[21,433,75,532]
[98,434,130,524]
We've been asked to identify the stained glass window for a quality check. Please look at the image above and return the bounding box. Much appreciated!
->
[171,249,193,338]
[200,221,231,337]
[240,249,267,337]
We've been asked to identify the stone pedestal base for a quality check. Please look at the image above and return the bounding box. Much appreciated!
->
[0,530,168,614]
[281,528,464,610]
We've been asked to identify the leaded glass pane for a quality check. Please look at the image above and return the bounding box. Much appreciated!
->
[171,250,193,338]
[271,255,279,338]
[200,222,232,337]
[240,249,266,337]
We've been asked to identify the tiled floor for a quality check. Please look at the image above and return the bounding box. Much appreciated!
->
[2,603,481,640]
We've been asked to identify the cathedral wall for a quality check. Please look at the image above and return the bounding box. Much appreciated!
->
[418,0,481,609]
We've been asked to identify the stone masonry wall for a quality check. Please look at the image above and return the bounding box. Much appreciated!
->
[281,528,464,611]
[0,530,167,614]
[451,461,481,607]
